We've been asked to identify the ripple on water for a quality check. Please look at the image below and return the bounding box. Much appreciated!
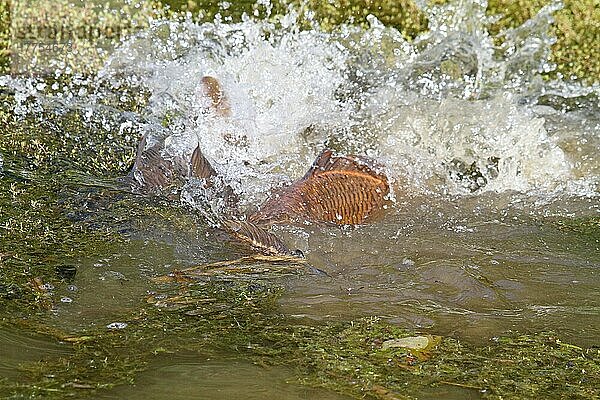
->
[0,326,71,379]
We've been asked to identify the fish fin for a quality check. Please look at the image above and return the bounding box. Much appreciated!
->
[304,149,388,184]
[132,133,193,190]
[223,219,292,256]
[134,132,149,162]
[308,149,334,174]
[132,139,171,188]
[191,146,239,207]
[201,76,231,117]
[190,145,217,180]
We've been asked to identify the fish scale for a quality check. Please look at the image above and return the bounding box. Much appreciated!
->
[250,150,390,226]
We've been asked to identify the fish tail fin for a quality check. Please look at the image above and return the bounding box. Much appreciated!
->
[190,145,217,180]
[223,219,297,257]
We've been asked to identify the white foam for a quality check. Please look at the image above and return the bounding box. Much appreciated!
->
[6,0,598,208]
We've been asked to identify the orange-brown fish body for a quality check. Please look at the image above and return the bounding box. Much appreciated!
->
[250,150,390,226]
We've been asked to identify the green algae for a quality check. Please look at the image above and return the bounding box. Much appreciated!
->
[0,95,138,176]
[3,0,598,82]
[1,126,599,399]
[287,321,600,399]
[0,277,284,398]
[554,216,600,240]
[2,302,599,399]
[0,98,133,309]
[288,0,428,39]
[486,0,600,83]
[2,163,597,400]
[1,1,599,399]
[0,103,200,317]
[0,172,124,313]
[0,0,9,74]
[9,0,167,76]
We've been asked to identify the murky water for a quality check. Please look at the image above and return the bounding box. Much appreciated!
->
[0,326,72,379]
[98,353,481,399]
[1,0,599,398]
[99,355,354,400]
[279,194,599,345]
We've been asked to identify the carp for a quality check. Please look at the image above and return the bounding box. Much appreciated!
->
[130,76,391,256]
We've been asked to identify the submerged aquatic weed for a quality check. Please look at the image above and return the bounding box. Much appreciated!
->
[0,174,125,313]
[0,96,138,175]
[1,1,599,399]
[3,303,599,399]
[0,277,284,398]
[0,101,191,315]
[1,154,598,399]
[292,0,428,38]
[554,216,600,239]
[257,320,599,399]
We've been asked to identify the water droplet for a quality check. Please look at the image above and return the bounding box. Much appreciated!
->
[398,259,414,269]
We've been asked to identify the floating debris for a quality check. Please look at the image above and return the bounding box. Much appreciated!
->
[106,322,128,330]
[152,254,312,283]
[382,335,431,350]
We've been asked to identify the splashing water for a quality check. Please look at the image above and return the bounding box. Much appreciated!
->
[2,3,600,389]
[3,0,598,209]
